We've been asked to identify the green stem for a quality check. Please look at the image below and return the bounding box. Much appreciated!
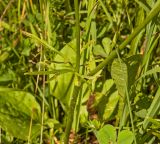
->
[75,0,80,72]
[88,1,160,76]
[64,0,80,143]
[125,87,137,144]
[64,84,81,144]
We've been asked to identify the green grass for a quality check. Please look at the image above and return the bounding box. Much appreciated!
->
[0,0,160,143]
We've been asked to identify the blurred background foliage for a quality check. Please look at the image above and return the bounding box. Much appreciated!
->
[0,0,160,143]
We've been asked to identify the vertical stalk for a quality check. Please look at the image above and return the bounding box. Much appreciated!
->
[40,44,45,144]
[64,85,80,144]
[64,0,80,143]
[75,0,80,72]
[40,1,46,143]
[125,87,137,144]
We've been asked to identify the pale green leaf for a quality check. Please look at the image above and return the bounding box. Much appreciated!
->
[49,39,76,108]
[0,89,41,140]
[96,125,116,144]
[117,130,134,144]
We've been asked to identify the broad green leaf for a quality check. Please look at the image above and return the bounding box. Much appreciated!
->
[0,88,41,140]
[117,130,134,144]
[49,39,76,108]
[96,124,116,144]
[111,55,141,97]
[111,59,128,97]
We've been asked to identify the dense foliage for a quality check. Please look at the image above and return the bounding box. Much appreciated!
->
[0,0,160,143]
